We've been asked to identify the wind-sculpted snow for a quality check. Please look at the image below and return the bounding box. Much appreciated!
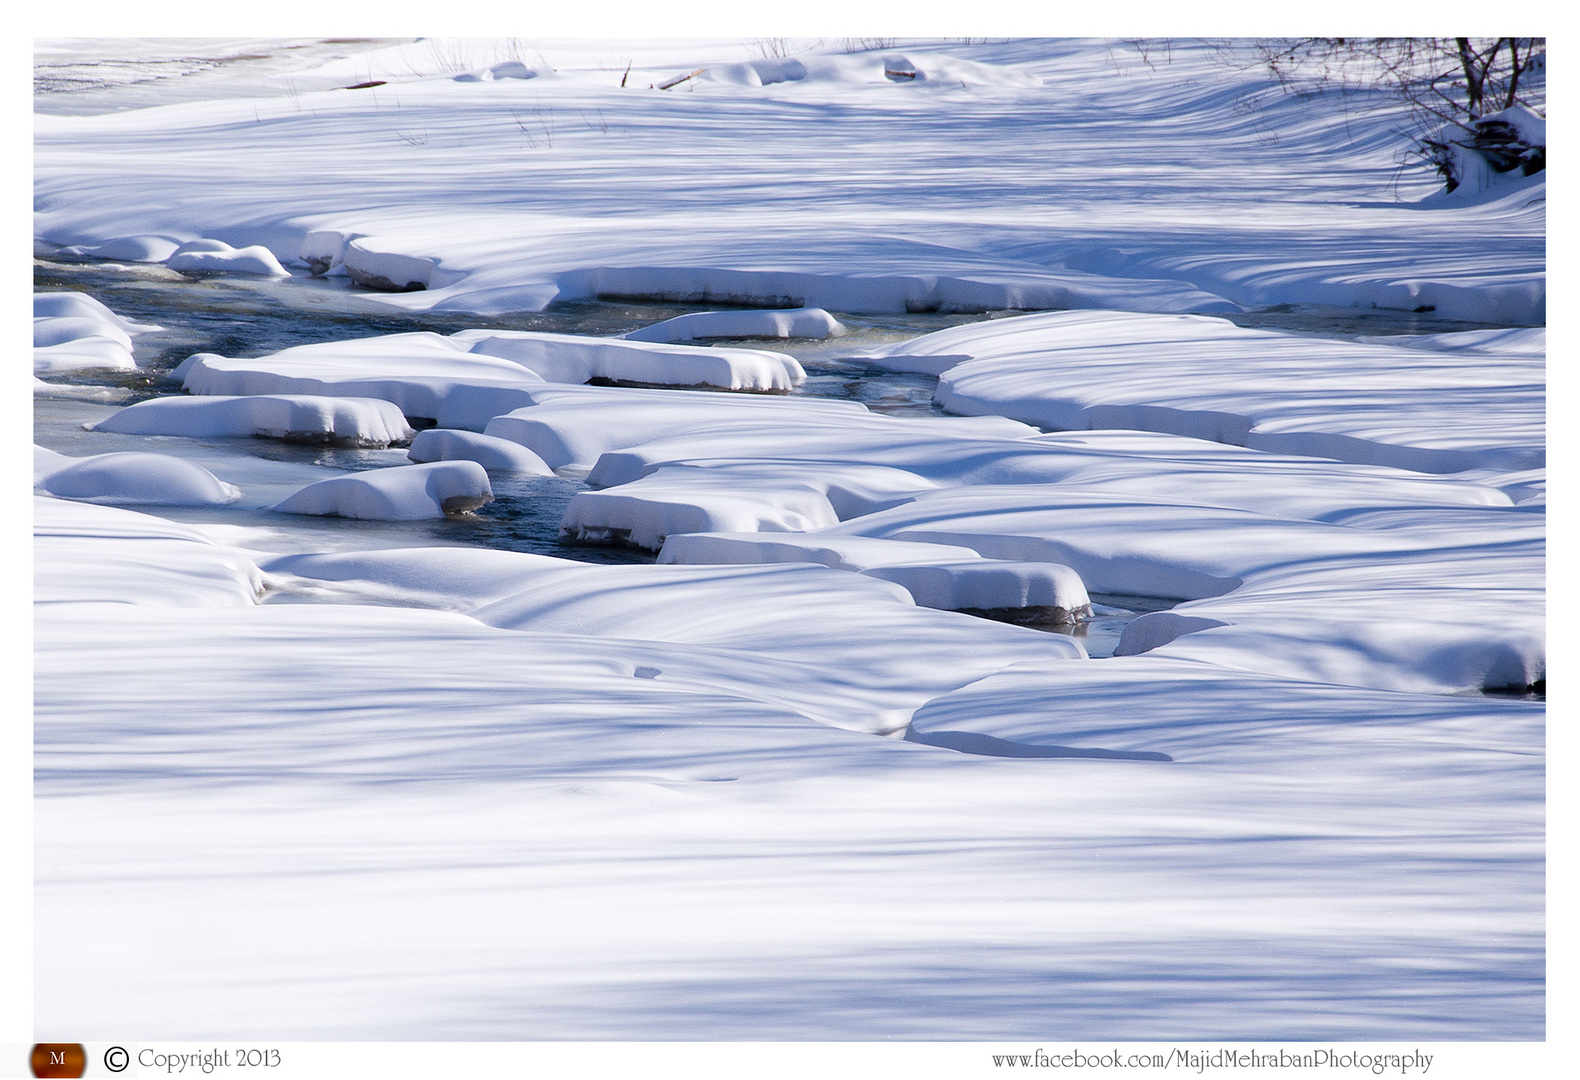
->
[33,39,1542,322]
[859,310,1543,473]
[91,394,415,448]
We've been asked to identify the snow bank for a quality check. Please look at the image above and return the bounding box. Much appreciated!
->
[175,329,805,423]
[454,328,806,390]
[624,308,845,342]
[567,264,1237,318]
[61,234,180,262]
[657,532,987,572]
[35,41,1541,323]
[38,452,242,506]
[166,239,290,276]
[34,291,159,374]
[34,316,132,350]
[484,387,870,470]
[862,560,1089,618]
[35,497,262,606]
[857,310,1543,474]
[35,290,162,333]
[657,531,1094,617]
[178,332,549,425]
[831,486,1541,695]
[90,394,415,448]
[699,51,1042,90]
[271,461,493,519]
[406,428,554,474]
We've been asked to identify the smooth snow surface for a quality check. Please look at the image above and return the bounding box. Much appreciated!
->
[624,308,846,342]
[34,40,1542,323]
[863,310,1544,473]
[91,394,415,447]
[272,461,494,519]
[37,452,242,506]
[33,36,1543,1044]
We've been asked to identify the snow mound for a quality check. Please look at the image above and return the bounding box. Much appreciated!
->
[38,451,242,506]
[406,429,554,474]
[35,290,162,333]
[562,461,935,548]
[90,394,415,447]
[34,316,133,350]
[624,308,845,343]
[35,336,137,375]
[861,560,1090,617]
[299,230,358,276]
[178,332,549,425]
[272,461,494,520]
[166,239,289,276]
[454,60,543,82]
[62,234,180,262]
[702,51,1042,90]
[455,328,806,390]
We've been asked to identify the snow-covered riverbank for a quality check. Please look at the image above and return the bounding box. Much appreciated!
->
[32,37,1543,1041]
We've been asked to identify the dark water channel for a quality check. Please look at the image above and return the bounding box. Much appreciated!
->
[43,258,1501,655]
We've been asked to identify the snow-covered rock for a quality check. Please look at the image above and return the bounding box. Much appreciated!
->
[90,394,415,448]
[61,234,180,262]
[34,316,133,350]
[406,428,554,474]
[35,290,162,333]
[455,328,806,390]
[624,308,845,342]
[38,451,242,506]
[861,560,1089,618]
[271,461,494,519]
[166,239,290,276]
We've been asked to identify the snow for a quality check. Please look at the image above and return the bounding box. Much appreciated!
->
[37,452,242,506]
[60,234,180,262]
[30,36,1545,1044]
[406,428,554,474]
[90,394,415,448]
[34,40,1543,324]
[271,461,494,520]
[623,307,846,343]
[34,496,262,606]
[165,239,290,276]
[35,289,162,332]
[854,310,1543,473]
[175,329,806,417]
